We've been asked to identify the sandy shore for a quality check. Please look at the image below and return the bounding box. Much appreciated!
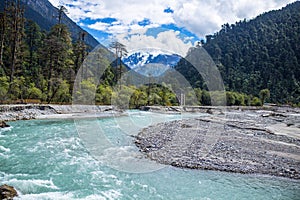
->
[135,106,300,179]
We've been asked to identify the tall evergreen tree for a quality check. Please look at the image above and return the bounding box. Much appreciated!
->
[41,24,73,103]
[24,20,43,81]
[0,12,6,72]
[73,31,87,74]
[109,41,128,85]
[4,0,25,83]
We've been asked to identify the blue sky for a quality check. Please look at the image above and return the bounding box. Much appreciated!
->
[49,0,295,55]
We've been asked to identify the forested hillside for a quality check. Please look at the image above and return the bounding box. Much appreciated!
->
[1,0,299,107]
[0,0,180,107]
[0,0,91,103]
[0,0,99,48]
[176,1,300,104]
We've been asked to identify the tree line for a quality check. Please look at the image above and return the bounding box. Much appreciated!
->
[175,2,299,106]
[202,2,299,105]
[0,0,87,103]
[0,0,274,107]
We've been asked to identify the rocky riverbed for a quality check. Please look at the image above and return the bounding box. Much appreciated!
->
[135,106,300,179]
[0,104,123,121]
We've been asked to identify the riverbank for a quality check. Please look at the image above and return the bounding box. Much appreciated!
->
[0,104,124,121]
[135,106,300,179]
[2,104,300,179]
[1,110,299,200]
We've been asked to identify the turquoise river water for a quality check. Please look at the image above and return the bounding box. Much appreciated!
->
[0,111,299,199]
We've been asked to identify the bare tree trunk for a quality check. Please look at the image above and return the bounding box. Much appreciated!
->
[46,55,53,103]
[0,13,6,70]
[7,0,25,89]
[10,28,18,83]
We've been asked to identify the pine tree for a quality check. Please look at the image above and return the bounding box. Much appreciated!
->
[71,31,87,94]
[25,20,42,76]
[0,12,6,72]
[109,41,127,86]
[73,31,87,74]
[5,0,25,83]
[41,24,73,103]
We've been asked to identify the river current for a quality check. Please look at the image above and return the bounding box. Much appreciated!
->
[0,111,299,199]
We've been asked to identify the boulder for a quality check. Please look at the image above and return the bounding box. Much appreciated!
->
[206,108,213,114]
[0,121,10,128]
[0,184,18,200]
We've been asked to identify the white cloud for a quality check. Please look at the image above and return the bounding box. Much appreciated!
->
[49,0,296,39]
[87,22,110,31]
[48,0,60,7]
[170,0,296,38]
[116,29,192,57]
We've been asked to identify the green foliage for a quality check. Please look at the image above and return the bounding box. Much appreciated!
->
[112,85,135,109]
[210,91,226,106]
[194,88,202,105]
[9,76,26,100]
[259,89,270,105]
[1,1,296,108]
[75,78,97,104]
[201,90,211,106]
[73,32,87,74]
[226,92,235,106]
[176,2,300,104]
[129,89,147,108]
[234,93,245,106]
[101,66,115,86]
[2,0,26,82]
[251,97,262,106]
[96,85,113,105]
[26,83,42,99]
[51,80,71,103]
[0,76,9,102]
[185,90,198,106]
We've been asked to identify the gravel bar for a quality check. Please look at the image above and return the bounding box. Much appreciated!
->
[135,107,300,179]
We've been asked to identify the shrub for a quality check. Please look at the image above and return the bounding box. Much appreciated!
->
[251,97,262,106]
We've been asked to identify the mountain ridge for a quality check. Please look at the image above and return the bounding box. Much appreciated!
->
[175,1,300,104]
[0,0,100,49]
[123,51,180,68]
[122,50,181,77]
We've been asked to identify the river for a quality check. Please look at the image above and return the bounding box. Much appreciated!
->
[0,111,299,199]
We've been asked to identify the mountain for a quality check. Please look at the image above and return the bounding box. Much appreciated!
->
[123,50,181,77]
[0,0,99,49]
[123,51,181,68]
[175,1,300,104]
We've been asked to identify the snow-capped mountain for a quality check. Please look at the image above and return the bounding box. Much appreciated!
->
[122,50,181,77]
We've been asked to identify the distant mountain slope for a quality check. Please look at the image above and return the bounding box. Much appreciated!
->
[176,1,300,104]
[123,51,180,68]
[123,50,181,77]
[0,0,99,49]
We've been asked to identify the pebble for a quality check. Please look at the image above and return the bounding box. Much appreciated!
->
[135,107,300,179]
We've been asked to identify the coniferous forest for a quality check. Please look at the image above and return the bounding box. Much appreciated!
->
[176,1,300,105]
[0,0,299,107]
